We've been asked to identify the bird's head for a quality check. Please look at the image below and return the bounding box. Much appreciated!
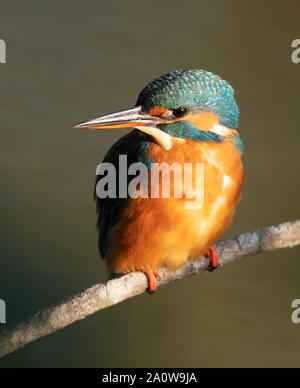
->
[76,69,239,150]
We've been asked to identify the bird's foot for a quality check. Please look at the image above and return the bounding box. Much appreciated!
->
[145,269,161,293]
[205,247,219,272]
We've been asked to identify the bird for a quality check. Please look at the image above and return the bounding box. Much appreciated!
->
[76,69,244,292]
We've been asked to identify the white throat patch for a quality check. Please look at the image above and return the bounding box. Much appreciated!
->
[136,126,186,151]
[210,124,232,137]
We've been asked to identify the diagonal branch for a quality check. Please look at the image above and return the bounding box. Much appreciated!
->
[0,219,300,359]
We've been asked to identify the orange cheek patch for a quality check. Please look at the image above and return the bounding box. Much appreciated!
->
[148,106,169,116]
[183,112,218,131]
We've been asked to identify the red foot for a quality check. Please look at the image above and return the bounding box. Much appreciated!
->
[145,269,161,293]
[205,247,219,271]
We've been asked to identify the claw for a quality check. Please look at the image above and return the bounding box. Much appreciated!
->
[145,269,160,293]
[152,269,161,281]
[205,247,219,272]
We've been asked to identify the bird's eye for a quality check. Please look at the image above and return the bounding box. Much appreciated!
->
[173,106,188,118]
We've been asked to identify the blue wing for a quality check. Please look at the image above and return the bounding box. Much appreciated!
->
[95,129,149,258]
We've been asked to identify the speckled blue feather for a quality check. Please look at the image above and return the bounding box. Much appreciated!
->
[159,121,223,143]
[137,69,239,129]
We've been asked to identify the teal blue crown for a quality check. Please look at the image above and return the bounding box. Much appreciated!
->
[137,69,239,129]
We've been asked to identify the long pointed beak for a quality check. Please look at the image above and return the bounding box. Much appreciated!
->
[74,106,163,130]
[75,105,186,150]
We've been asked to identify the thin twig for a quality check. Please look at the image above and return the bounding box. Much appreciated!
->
[0,219,299,358]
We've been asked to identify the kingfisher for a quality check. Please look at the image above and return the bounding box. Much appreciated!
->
[76,69,244,292]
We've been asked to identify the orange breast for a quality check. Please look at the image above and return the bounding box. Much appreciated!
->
[106,137,244,274]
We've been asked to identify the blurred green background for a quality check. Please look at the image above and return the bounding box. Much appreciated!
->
[0,0,300,368]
